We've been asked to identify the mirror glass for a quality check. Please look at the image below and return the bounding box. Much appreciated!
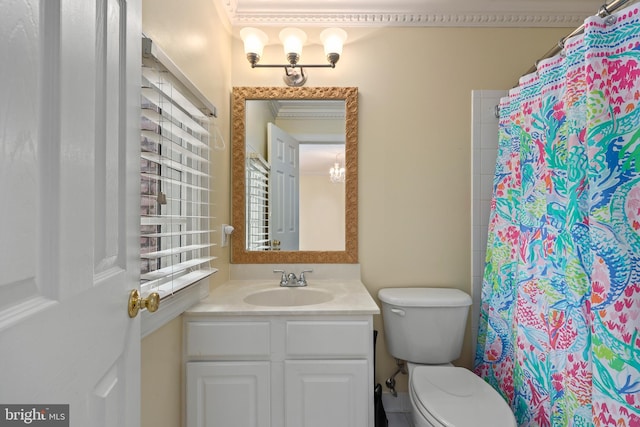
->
[231,87,358,264]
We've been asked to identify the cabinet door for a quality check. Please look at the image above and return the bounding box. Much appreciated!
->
[284,360,368,427]
[186,362,270,427]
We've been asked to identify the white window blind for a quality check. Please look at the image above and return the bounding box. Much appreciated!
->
[246,150,271,250]
[140,37,217,300]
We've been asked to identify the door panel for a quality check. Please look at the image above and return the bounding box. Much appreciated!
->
[0,1,141,426]
[0,0,47,322]
[95,0,126,274]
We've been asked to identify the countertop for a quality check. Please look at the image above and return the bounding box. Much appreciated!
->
[186,279,380,316]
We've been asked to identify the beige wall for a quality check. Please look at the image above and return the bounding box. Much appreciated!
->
[299,175,346,250]
[245,100,275,157]
[140,2,571,424]
[231,25,570,392]
[140,1,232,426]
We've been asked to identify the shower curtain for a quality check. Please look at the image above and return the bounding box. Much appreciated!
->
[475,4,640,427]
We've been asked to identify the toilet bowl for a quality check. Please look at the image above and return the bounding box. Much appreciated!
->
[378,288,517,427]
[408,364,516,427]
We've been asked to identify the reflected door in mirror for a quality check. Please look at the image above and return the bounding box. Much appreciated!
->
[268,123,299,250]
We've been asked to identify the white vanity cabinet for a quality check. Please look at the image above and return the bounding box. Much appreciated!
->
[184,315,374,427]
[185,320,272,427]
[186,361,271,427]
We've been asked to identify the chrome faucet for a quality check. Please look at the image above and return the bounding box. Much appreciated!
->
[287,272,298,284]
[273,269,289,286]
[298,269,313,286]
[273,269,313,287]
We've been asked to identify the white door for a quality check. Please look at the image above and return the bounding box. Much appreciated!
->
[0,0,141,426]
[267,123,300,251]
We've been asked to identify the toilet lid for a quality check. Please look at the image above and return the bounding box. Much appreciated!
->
[411,366,516,427]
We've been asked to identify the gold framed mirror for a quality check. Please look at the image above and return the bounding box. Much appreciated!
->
[231,86,358,263]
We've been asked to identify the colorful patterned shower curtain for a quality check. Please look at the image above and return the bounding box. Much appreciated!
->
[475,4,640,426]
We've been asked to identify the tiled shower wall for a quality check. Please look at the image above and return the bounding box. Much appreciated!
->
[470,90,504,358]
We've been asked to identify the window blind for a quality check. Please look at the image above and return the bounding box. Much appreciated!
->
[246,151,271,250]
[140,38,217,299]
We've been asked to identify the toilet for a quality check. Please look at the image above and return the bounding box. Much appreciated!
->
[378,288,516,427]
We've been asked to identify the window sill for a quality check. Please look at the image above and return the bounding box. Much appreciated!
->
[141,279,209,338]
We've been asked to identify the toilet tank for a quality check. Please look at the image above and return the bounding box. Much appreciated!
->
[378,288,472,364]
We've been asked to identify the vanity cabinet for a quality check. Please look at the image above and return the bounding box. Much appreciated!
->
[184,315,374,427]
[186,361,270,427]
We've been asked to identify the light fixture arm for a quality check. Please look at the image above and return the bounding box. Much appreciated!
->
[248,62,334,87]
[248,62,338,69]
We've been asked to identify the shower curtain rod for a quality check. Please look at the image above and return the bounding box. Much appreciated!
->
[521,0,633,76]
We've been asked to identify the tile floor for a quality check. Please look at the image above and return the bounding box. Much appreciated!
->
[386,411,413,427]
[381,392,413,427]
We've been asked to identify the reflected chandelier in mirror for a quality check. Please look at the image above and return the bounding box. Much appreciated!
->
[231,86,358,264]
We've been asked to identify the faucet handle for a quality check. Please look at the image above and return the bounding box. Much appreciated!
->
[273,269,288,286]
[298,269,313,285]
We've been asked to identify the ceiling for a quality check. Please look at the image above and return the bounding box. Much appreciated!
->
[216,0,606,29]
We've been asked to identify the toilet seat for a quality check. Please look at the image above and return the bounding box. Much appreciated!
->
[410,366,516,427]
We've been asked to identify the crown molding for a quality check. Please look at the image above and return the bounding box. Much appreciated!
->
[216,0,599,28]
[226,12,588,28]
[272,100,345,120]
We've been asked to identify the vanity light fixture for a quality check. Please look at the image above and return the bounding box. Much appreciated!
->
[240,27,347,87]
[329,153,346,184]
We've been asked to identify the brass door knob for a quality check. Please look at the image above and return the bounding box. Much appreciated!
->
[128,289,160,318]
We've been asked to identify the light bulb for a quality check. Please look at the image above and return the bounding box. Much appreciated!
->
[240,27,268,64]
[320,28,347,65]
[279,28,307,63]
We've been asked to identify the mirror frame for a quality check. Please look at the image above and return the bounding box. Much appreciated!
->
[231,86,358,263]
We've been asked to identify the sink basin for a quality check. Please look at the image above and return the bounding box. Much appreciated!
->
[243,288,334,307]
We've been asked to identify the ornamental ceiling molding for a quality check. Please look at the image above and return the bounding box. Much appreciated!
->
[270,100,346,120]
[217,3,591,28]
[230,13,586,27]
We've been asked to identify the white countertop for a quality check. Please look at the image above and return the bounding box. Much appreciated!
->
[186,279,380,316]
